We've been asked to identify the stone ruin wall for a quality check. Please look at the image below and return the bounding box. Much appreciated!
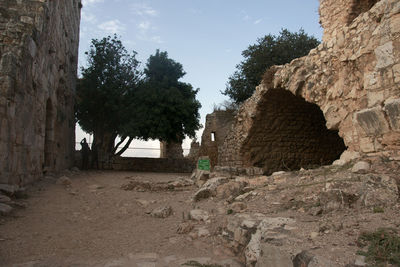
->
[160,141,184,159]
[0,0,81,185]
[198,110,235,169]
[219,0,400,174]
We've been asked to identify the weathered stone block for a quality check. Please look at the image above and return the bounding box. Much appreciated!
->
[355,107,390,136]
[390,13,400,34]
[0,53,17,78]
[393,64,400,83]
[384,99,400,130]
[374,42,394,69]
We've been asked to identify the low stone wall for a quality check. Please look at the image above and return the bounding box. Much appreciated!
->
[111,157,195,173]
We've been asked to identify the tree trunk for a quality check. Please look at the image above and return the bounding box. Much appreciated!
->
[92,129,117,169]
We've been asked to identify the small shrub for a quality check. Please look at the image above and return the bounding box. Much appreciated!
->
[373,206,384,213]
[227,209,233,215]
[357,228,400,266]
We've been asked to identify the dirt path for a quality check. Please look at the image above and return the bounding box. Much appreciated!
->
[0,171,240,266]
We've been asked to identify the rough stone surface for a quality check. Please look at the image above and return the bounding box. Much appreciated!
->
[193,177,229,201]
[351,161,371,173]
[160,140,184,159]
[189,209,210,222]
[0,194,11,203]
[245,217,296,266]
[150,206,173,218]
[0,0,81,185]
[56,176,72,186]
[198,110,235,169]
[112,157,195,173]
[255,244,292,267]
[218,0,400,174]
[0,203,13,215]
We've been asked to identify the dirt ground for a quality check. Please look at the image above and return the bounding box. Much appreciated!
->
[0,171,240,267]
[1,162,400,267]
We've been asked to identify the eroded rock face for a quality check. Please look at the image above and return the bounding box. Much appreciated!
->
[0,1,81,185]
[219,0,400,174]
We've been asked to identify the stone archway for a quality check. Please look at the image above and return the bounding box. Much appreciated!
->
[240,88,346,174]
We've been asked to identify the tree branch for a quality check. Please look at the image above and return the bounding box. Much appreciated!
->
[115,136,133,156]
[113,136,127,154]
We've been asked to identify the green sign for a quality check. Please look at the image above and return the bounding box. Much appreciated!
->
[198,159,210,171]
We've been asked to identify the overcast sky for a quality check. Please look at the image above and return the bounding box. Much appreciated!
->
[77,0,323,157]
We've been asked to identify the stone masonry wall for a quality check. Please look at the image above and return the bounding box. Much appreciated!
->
[199,110,235,169]
[220,0,400,173]
[160,141,184,159]
[112,157,195,173]
[239,89,346,174]
[0,0,81,185]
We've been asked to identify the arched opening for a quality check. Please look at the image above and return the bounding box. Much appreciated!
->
[347,0,379,25]
[44,99,54,171]
[242,88,346,175]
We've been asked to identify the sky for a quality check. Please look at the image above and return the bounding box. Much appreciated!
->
[77,0,323,157]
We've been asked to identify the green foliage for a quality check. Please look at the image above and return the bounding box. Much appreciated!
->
[129,50,201,142]
[76,35,141,137]
[373,206,385,213]
[357,228,400,266]
[223,29,320,103]
[76,38,201,159]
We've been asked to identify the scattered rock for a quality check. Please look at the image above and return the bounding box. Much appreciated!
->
[272,171,286,176]
[235,192,253,202]
[136,199,151,207]
[310,232,319,239]
[216,181,243,199]
[193,177,228,201]
[230,202,247,213]
[354,255,366,266]
[71,167,80,172]
[14,187,27,199]
[122,178,194,192]
[245,217,296,265]
[255,244,292,267]
[56,176,72,186]
[151,206,173,218]
[0,184,18,196]
[351,161,370,174]
[333,151,360,166]
[177,222,194,234]
[0,203,13,215]
[0,194,11,203]
[191,169,210,184]
[170,178,195,188]
[197,227,210,237]
[88,184,104,191]
[293,250,314,267]
[309,207,323,216]
[189,209,210,222]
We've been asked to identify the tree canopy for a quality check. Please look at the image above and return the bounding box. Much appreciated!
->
[222,29,320,104]
[76,35,141,157]
[129,50,201,142]
[76,36,201,164]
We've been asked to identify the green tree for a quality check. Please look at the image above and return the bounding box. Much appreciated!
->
[223,29,320,103]
[129,50,202,142]
[76,35,142,166]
